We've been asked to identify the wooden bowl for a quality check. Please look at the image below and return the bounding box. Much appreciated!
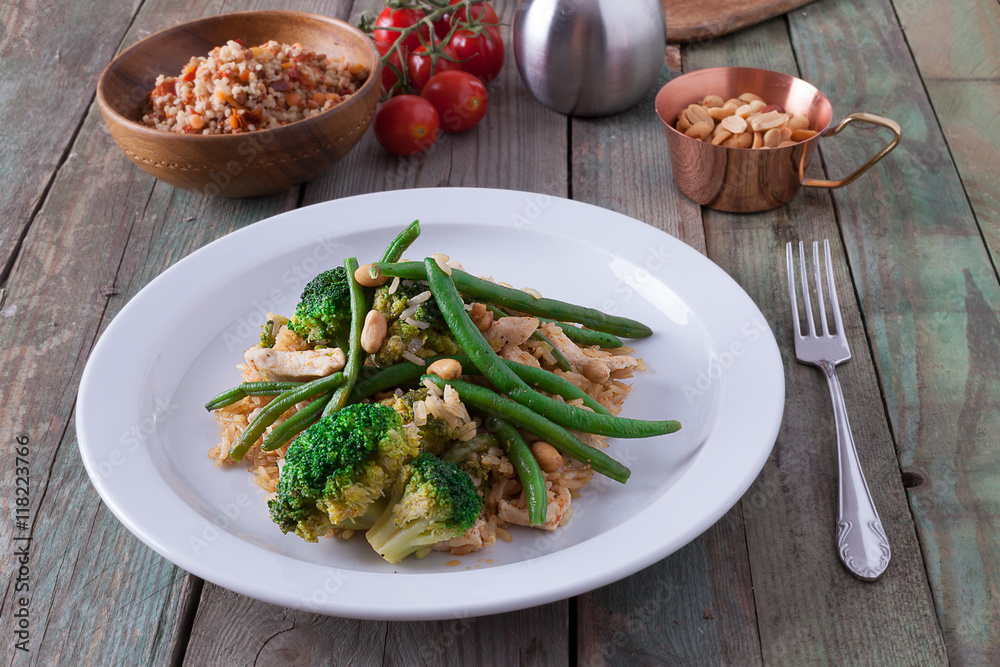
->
[97,11,382,198]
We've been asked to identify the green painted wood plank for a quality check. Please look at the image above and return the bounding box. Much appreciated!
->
[892,0,1000,262]
[0,0,142,279]
[0,0,354,664]
[684,14,948,666]
[570,64,759,665]
[790,0,1000,662]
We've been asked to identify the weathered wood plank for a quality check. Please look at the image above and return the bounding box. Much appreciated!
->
[683,13,949,665]
[382,603,569,666]
[0,0,142,279]
[892,0,1000,263]
[791,0,1000,663]
[186,2,574,665]
[570,62,760,665]
[183,586,385,666]
[304,0,568,204]
[0,1,345,664]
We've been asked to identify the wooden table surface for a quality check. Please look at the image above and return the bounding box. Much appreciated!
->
[2,0,998,664]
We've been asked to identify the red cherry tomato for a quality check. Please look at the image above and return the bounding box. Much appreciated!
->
[373,7,429,53]
[421,70,488,133]
[448,0,499,26]
[448,25,504,83]
[435,1,499,38]
[376,40,407,97]
[374,95,441,156]
[407,44,461,94]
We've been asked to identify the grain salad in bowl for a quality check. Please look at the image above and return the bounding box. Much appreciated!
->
[142,39,368,134]
[204,221,681,564]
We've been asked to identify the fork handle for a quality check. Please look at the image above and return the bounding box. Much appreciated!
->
[819,361,891,580]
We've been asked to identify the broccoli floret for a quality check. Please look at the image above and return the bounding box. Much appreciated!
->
[372,281,461,366]
[382,388,456,454]
[259,314,289,348]
[441,433,497,485]
[268,403,421,542]
[288,267,351,346]
[366,453,482,563]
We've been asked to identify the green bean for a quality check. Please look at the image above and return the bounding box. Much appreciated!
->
[352,355,612,416]
[426,259,680,438]
[537,316,624,349]
[375,261,652,338]
[424,258,528,397]
[204,381,303,411]
[484,304,571,372]
[260,394,330,452]
[229,372,344,461]
[424,376,630,483]
[486,415,548,526]
[323,257,365,417]
[380,219,421,263]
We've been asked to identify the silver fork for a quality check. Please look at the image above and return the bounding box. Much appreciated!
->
[786,240,891,581]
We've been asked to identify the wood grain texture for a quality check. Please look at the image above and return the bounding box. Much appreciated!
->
[0,1,332,665]
[0,0,142,279]
[892,0,1000,284]
[662,0,813,43]
[304,0,568,204]
[570,63,760,665]
[790,0,1000,663]
[183,586,386,666]
[686,14,949,665]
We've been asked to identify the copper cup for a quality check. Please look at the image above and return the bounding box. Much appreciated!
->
[655,67,901,212]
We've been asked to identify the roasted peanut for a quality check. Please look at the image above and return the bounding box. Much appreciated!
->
[702,94,724,108]
[720,115,748,134]
[530,441,564,473]
[427,358,463,380]
[722,131,753,149]
[707,105,736,121]
[750,110,789,132]
[360,310,387,354]
[686,104,713,125]
[685,121,714,140]
[711,129,733,146]
[787,113,810,132]
[675,92,814,148]
[355,263,389,287]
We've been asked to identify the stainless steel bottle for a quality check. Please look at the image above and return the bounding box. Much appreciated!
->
[513,0,667,116]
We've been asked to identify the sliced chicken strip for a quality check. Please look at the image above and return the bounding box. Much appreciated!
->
[541,326,610,383]
[483,316,539,352]
[499,485,572,531]
[244,346,345,381]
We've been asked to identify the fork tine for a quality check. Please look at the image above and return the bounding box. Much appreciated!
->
[825,239,845,336]
[797,241,816,337]
[785,242,801,338]
[813,241,830,336]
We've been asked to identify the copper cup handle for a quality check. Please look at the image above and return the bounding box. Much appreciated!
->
[801,112,902,189]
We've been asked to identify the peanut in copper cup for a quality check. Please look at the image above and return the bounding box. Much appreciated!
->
[654,67,900,213]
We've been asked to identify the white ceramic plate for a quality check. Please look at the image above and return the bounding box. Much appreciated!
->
[77,188,784,620]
